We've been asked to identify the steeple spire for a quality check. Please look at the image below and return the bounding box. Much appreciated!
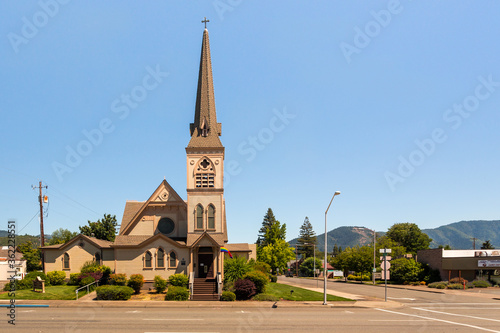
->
[188,25,223,149]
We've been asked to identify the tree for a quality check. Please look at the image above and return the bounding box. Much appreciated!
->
[224,256,252,282]
[438,244,452,250]
[48,228,78,245]
[390,258,423,283]
[296,217,317,258]
[18,241,41,272]
[386,222,432,255]
[331,246,373,279]
[79,214,117,242]
[258,239,295,273]
[481,240,494,249]
[299,257,322,277]
[332,244,341,257]
[256,208,285,247]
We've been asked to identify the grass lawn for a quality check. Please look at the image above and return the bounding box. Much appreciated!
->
[266,283,353,301]
[0,285,92,300]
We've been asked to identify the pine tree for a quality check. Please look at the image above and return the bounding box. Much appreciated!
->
[296,217,317,258]
[481,240,494,249]
[256,208,283,246]
[332,244,340,257]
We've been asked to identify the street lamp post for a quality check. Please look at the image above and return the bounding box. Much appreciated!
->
[324,191,341,305]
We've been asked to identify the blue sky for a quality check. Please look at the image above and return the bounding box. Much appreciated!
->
[1,1,499,244]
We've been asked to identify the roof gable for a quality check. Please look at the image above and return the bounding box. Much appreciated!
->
[120,179,186,235]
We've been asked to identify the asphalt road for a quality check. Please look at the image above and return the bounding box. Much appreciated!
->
[3,305,500,333]
[2,278,500,332]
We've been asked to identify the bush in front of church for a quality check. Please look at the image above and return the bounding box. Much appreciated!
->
[154,275,167,293]
[109,273,127,286]
[168,273,189,287]
[96,285,134,300]
[234,279,256,300]
[220,291,236,301]
[47,271,66,285]
[243,271,268,294]
[127,274,144,294]
[68,273,81,285]
[165,286,190,301]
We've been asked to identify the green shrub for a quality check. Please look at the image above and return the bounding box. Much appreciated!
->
[96,285,134,300]
[270,275,278,283]
[390,258,423,284]
[220,291,236,301]
[472,280,491,288]
[25,271,51,285]
[80,276,96,287]
[80,262,111,284]
[252,262,271,275]
[165,286,190,301]
[109,273,127,286]
[47,271,66,285]
[466,282,474,289]
[3,278,33,291]
[127,274,144,294]
[252,293,279,301]
[154,275,167,293]
[224,256,251,283]
[447,283,466,289]
[243,271,268,294]
[347,274,370,281]
[234,279,256,300]
[68,273,81,286]
[428,281,447,289]
[168,274,188,287]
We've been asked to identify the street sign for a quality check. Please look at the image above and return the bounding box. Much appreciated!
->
[373,272,382,279]
[381,270,390,280]
[380,256,392,261]
[381,260,391,270]
[379,248,392,254]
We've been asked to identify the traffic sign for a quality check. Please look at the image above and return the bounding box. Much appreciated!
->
[379,248,392,254]
[380,256,391,261]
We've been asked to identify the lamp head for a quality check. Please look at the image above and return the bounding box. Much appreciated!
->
[334,191,341,196]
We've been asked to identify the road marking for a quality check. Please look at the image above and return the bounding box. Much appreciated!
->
[375,308,500,333]
[368,319,430,322]
[416,307,500,310]
[412,303,500,306]
[388,297,416,301]
[412,307,500,323]
[143,319,204,321]
[126,310,142,313]
[343,310,354,314]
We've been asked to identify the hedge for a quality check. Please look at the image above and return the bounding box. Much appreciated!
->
[220,291,236,301]
[96,285,134,300]
[47,271,66,285]
[168,274,189,287]
[165,286,190,301]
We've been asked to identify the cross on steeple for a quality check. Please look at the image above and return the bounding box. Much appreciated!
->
[202,17,210,29]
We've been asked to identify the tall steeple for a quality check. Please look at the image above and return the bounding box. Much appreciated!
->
[187,27,223,149]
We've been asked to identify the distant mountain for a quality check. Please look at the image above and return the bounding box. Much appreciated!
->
[288,220,499,253]
[423,220,500,249]
[289,226,379,253]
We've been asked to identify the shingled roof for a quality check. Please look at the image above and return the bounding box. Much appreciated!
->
[187,28,223,149]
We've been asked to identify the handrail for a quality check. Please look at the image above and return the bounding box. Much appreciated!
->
[75,280,99,300]
[189,272,194,299]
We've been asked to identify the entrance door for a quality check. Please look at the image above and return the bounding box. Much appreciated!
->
[198,254,213,278]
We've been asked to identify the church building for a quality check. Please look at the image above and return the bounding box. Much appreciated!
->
[42,25,256,300]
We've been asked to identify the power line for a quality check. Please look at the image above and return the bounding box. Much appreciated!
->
[45,182,100,216]
[18,211,40,234]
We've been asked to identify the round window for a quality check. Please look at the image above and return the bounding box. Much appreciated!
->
[158,218,175,235]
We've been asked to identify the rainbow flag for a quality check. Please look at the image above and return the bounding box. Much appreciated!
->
[220,247,233,258]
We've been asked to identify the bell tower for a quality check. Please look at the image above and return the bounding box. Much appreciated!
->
[186,26,226,239]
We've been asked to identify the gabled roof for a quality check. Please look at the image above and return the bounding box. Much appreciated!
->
[119,179,187,235]
[40,234,113,250]
[187,28,223,149]
[112,233,186,248]
[225,243,253,252]
[187,232,226,247]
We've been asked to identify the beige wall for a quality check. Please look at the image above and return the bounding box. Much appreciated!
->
[115,238,190,281]
[44,240,101,278]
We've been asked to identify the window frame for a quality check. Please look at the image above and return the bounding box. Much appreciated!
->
[156,247,165,269]
[169,251,177,268]
[144,251,153,269]
[63,252,70,270]
[195,204,204,230]
[207,204,215,230]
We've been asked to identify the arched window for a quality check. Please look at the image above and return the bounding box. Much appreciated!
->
[169,251,177,268]
[144,251,152,268]
[207,205,215,229]
[94,252,101,264]
[157,248,165,268]
[63,253,70,270]
[196,204,204,229]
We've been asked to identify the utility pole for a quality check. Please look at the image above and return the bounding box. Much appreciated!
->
[32,181,48,271]
[471,237,477,250]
